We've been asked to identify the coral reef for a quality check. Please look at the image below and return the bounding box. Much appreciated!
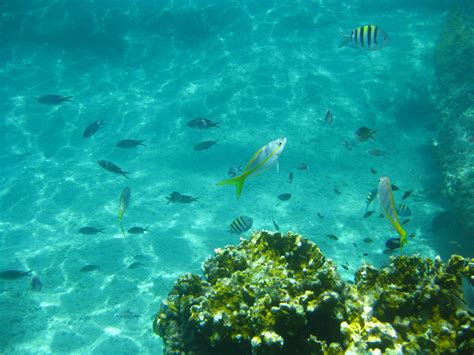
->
[153,231,474,354]
[433,9,474,235]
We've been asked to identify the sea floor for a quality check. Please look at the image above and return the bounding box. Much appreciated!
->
[0,1,469,353]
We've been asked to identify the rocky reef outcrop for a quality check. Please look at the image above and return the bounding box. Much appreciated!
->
[153,231,473,354]
[433,8,474,235]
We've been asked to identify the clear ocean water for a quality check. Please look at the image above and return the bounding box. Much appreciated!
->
[0,0,472,353]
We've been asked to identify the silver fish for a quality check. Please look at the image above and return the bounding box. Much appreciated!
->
[97,160,129,179]
[38,94,73,105]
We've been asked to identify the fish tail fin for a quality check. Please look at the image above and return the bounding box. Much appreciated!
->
[139,140,147,146]
[370,130,379,141]
[338,31,351,48]
[121,171,130,179]
[217,175,247,199]
[24,270,33,276]
[119,219,126,237]
[213,122,220,128]
[62,96,73,102]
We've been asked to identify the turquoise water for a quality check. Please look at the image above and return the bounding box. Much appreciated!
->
[0,1,471,353]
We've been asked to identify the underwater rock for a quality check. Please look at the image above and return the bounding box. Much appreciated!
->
[434,10,474,235]
[153,231,474,354]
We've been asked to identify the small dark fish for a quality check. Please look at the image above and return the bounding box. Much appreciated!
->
[402,190,413,200]
[342,140,353,151]
[334,188,341,195]
[83,120,105,138]
[79,227,104,235]
[378,213,384,218]
[228,165,243,177]
[230,216,253,234]
[31,276,43,291]
[401,219,410,225]
[368,149,385,157]
[80,265,100,273]
[128,226,149,234]
[391,184,399,191]
[341,264,349,270]
[0,270,32,280]
[397,204,412,217]
[166,191,199,204]
[363,253,368,256]
[370,168,377,174]
[116,139,146,148]
[327,234,339,240]
[97,160,129,179]
[278,193,292,201]
[355,127,378,142]
[187,118,219,129]
[38,94,73,105]
[272,218,280,231]
[353,242,357,247]
[325,110,333,124]
[297,163,308,170]
[385,238,401,250]
[383,248,397,255]
[363,238,373,243]
[317,213,324,219]
[363,210,375,218]
[289,172,294,184]
[114,310,141,318]
[128,262,146,269]
[193,140,219,151]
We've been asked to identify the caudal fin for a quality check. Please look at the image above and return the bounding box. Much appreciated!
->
[217,175,246,200]
[338,31,351,48]
[61,96,73,102]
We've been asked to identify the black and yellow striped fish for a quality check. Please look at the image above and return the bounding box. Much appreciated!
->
[340,25,390,51]
[366,188,378,211]
[229,216,253,234]
[396,203,412,217]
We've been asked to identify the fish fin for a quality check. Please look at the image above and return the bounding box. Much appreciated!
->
[212,122,220,128]
[139,140,147,146]
[119,219,126,237]
[338,31,351,48]
[62,96,73,102]
[217,175,247,200]
[121,171,130,179]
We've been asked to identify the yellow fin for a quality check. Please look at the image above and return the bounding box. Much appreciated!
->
[216,174,247,200]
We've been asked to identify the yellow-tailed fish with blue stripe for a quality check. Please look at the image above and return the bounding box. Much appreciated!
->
[378,176,407,249]
[118,187,131,236]
[217,137,287,199]
[339,25,390,51]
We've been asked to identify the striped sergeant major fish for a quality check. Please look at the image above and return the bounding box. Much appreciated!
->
[217,138,287,199]
[366,188,378,211]
[339,25,390,51]
[378,176,407,249]
[229,216,253,234]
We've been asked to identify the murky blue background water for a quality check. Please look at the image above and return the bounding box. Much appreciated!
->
[0,1,471,353]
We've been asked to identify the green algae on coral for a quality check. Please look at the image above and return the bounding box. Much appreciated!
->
[154,231,474,354]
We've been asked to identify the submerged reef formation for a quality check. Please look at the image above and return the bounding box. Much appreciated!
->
[154,231,473,354]
[433,9,474,234]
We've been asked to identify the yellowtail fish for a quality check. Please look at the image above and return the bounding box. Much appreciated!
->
[217,138,287,199]
[339,25,390,51]
[118,187,131,236]
[378,176,407,249]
